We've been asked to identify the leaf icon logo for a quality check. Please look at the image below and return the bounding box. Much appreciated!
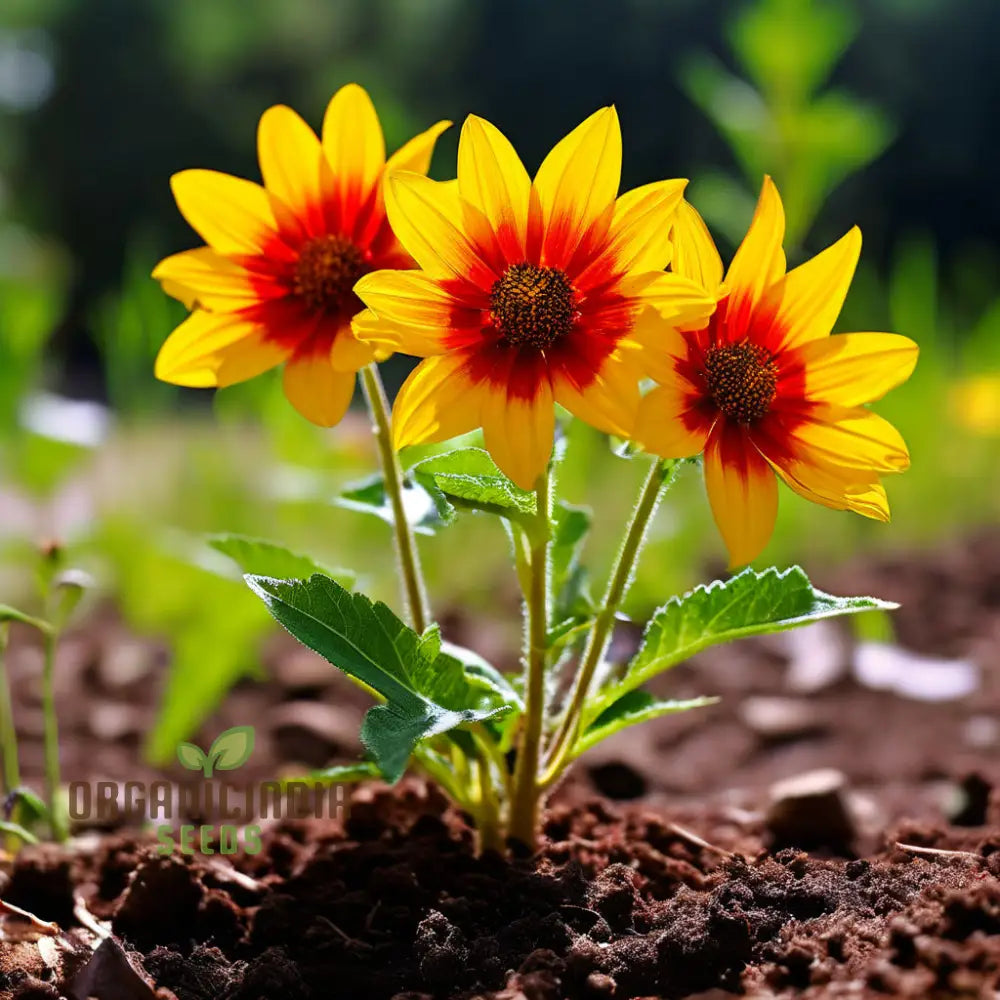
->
[176,726,255,778]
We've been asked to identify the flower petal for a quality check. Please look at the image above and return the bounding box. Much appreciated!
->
[533,106,622,263]
[258,104,327,234]
[704,422,778,568]
[481,371,555,491]
[170,169,282,256]
[329,322,378,372]
[551,349,641,437]
[155,310,284,387]
[624,307,698,386]
[353,307,451,358]
[793,331,918,405]
[617,271,718,327]
[152,248,273,310]
[392,351,488,447]
[385,172,497,287]
[355,269,479,329]
[321,83,385,205]
[385,120,452,178]
[282,352,357,426]
[458,115,530,257]
[763,226,862,352]
[786,405,910,473]
[633,383,714,458]
[725,175,786,329]
[670,199,724,291]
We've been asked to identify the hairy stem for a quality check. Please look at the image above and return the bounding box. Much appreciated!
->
[508,468,552,848]
[0,625,19,794]
[360,364,431,634]
[41,628,68,842]
[542,458,673,785]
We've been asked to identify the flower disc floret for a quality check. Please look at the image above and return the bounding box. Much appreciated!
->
[294,235,366,314]
[703,340,777,425]
[489,263,577,348]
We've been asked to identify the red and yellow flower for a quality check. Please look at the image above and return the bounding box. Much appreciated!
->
[352,107,716,489]
[152,84,449,426]
[633,177,918,566]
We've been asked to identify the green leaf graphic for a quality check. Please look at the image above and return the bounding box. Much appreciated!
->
[245,574,515,781]
[208,725,255,773]
[176,741,206,772]
[590,566,894,722]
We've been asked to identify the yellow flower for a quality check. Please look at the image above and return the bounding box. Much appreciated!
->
[352,108,716,489]
[632,177,919,567]
[152,84,449,426]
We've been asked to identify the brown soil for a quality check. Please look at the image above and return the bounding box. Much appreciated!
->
[2,530,1000,998]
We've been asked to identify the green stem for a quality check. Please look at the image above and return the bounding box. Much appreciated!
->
[0,624,19,794]
[542,458,672,785]
[41,628,68,842]
[360,364,431,634]
[507,467,552,848]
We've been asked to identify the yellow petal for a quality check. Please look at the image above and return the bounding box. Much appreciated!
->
[282,353,356,426]
[155,310,283,387]
[789,405,910,473]
[170,169,281,256]
[704,425,778,568]
[352,307,449,358]
[152,248,264,310]
[385,171,495,285]
[725,175,786,326]
[385,120,452,178]
[355,269,469,329]
[552,351,641,437]
[458,115,530,254]
[794,332,918,405]
[763,451,890,522]
[671,199,724,291]
[764,226,862,352]
[321,83,385,201]
[330,324,378,372]
[633,383,714,458]
[624,307,697,386]
[576,179,686,281]
[258,104,326,229]
[533,107,622,259]
[617,271,717,327]
[481,376,555,491]
[391,352,487,447]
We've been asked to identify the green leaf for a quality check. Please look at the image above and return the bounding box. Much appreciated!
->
[176,742,206,772]
[298,761,383,785]
[208,725,255,773]
[413,448,536,524]
[207,534,353,586]
[336,473,442,535]
[245,574,514,782]
[590,566,894,721]
[575,690,718,757]
[0,820,39,846]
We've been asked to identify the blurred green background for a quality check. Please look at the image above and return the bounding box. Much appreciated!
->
[1,0,998,758]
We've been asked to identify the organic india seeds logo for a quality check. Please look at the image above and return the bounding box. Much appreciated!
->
[67,724,347,857]
[176,725,255,778]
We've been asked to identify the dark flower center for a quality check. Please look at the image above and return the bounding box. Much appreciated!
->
[294,235,365,314]
[703,340,778,425]
[490,263,577,348]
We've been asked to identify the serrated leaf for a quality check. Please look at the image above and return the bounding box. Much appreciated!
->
[575,690,717,757]
[245,574,514,782]
[336,473,441,535]
[413,448,536,524]
[590,566,894,721]
[176,742,206,772]
[208,534,354,586]
[208,725,255,772]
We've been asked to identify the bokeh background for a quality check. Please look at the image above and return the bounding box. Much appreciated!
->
[1,0,998,762]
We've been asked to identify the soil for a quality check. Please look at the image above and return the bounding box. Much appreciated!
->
[2,530,1000,999]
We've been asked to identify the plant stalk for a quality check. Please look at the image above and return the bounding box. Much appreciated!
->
[41,628,68,842]
[0,624,19,794]
[508,467,552,848]
[542,458,672,784]
[360,364,431,634]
